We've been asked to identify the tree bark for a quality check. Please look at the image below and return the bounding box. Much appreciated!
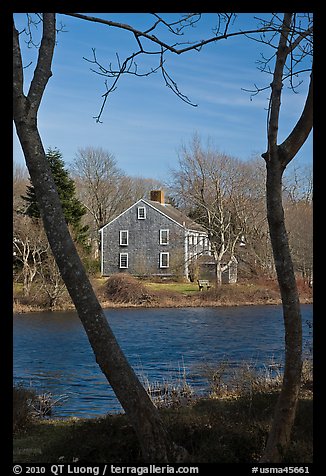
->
[260,157,303,463]
[13,15,185,463]
[215,261,222,287]
[260,13,313,462]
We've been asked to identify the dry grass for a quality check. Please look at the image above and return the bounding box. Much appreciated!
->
[13,386,37,435]
[14,274,312,313]
[13,372,313,464]
[98,274,311,309]
[100,273,158,306]
[198,280,282,306]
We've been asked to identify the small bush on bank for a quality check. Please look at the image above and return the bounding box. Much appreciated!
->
[202,359,285,400]
[13,386,70,436]
[13,386,37,435]
[142,367,194,409]
[13,280,73,312]
[104,273,157,305]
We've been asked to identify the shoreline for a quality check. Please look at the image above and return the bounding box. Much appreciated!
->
[13,275,313,314]
[13,296,313,314]
[13,378,313,463]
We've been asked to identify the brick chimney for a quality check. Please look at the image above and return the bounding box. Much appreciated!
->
[150,190,165,205]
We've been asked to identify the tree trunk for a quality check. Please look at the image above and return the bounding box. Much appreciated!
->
[216,261,222,287]
[259,13,312,461]
[13,15,187,462]
[14,119,186,462]
[260,156,302,462]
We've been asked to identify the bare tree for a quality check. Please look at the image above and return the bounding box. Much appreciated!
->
[72,147,129,255]
[37,252,68,309]
[285,199,313,285]
[72,148,165,257]
[284,165,313,285]
[72,147,126,229]
[13,161,29,213]
[128,176,165,202]
[13,14,186,462]
[170,136,249,285]
[13,215,49,297]
[231,156,274,277]
[258,13,313,462]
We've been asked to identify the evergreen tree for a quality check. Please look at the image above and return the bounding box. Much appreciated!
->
[22,148,89,248]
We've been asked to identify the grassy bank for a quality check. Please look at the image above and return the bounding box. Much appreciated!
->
[13,274,313,313]
[13,390,312,464]
[13,360,313,464]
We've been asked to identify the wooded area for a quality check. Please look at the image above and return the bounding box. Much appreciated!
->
[14,144,313,302]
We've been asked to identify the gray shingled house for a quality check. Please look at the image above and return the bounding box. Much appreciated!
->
[99,190,210,279]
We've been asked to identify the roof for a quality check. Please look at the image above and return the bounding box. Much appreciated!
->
[145,199,207,233]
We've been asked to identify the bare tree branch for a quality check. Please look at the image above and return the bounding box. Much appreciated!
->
[62,12,285,121]
[63,13,183,53]
[279,68,313,166]
[266,13,293,155]
[61,13,312,122]
[13,21,25,108]
[26,13,56,118]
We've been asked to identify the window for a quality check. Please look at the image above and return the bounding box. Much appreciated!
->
[119,253,129,268]
[119,230,128,246]
[137,207,146,219]
[160,252,169,268]
[160,229,169,245]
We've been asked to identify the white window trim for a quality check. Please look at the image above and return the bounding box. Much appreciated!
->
[160,252,169,268]
[119,253,129,269]
[137,206,146,219]
[119,230,129,246]
[160,229,169,245]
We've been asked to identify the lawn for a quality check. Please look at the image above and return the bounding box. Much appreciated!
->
[144,281,199,294]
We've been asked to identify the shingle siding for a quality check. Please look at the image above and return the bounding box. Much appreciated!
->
[101,200,186,277]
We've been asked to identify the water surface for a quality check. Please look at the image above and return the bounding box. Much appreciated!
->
[13,305,312,417]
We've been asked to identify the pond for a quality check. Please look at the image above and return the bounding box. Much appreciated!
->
[13,304,313,418]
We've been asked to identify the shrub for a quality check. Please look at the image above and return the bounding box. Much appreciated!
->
[13,386,37,434]
[301,359,313,390]
[203,359,284,400]
[104,273,157,305]
[198,281,281,305]
[141,366,194,408]
[83,256,101,276]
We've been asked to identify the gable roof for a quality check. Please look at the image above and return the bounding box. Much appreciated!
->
[99,198,207,234]
[145,199,206,233]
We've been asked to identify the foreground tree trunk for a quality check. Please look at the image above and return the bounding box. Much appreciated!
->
[261,158,303,462]
[13,14,185,463]
[260,13,313,462]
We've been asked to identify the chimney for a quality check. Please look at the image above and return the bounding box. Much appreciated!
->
[150,190,165,205]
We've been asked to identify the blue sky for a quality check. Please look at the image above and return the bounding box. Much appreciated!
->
[13,13,313,181]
